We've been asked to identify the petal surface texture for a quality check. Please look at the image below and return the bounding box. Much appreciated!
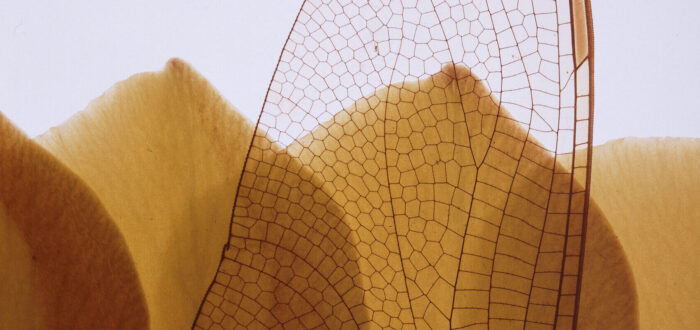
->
[0,113,148,329]
[589,138,700,330]
[35,59,254,329]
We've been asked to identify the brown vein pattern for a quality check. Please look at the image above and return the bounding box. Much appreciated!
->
[195,0,593,329]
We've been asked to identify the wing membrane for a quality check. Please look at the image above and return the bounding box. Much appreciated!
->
[195,0,593,328]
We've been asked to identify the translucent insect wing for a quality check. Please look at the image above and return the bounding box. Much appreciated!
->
[195,0,594,329]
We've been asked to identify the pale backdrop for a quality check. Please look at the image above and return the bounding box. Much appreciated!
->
[1,0,698,144]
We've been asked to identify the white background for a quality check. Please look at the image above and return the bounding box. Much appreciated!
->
[1,0,698,144]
